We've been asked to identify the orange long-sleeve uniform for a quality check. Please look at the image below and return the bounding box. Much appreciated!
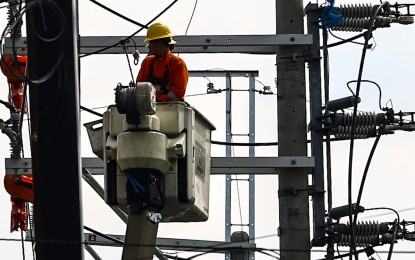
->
[136,51,188,102]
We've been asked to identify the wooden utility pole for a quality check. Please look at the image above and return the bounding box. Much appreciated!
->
[276,1,311,259]
[26,1,84,259]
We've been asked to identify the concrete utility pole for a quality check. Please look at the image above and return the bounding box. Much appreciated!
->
[26,0,84,259]
[276,1,310,259]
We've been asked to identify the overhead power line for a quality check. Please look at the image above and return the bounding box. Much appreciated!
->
[80,0,179,58]
[184,0,199,35]
[88,0,147,28]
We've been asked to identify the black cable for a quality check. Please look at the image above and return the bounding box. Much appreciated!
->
[0,98,18,112]
[20,229,25,260]
[80,105,103,117]
[88,0,147,28]
[83,225,124,245]
[336,244,344,260]
[256,249,281,259]
[346,4,388,259]
[346,80,383,111]
[25,1,67,85]
[388,219,398,260]
[352,123,387,235]
[329,29,366,46]
[325,32,367,49]
[184,0,198,35]
[79,0,179,58]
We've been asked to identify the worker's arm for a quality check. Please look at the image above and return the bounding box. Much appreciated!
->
[157,58,188,102]
[136,57,150,83]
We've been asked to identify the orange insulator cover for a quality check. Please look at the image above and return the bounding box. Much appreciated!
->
[1,54,27,112]
[4,175,33,203]
[0,54,27,80]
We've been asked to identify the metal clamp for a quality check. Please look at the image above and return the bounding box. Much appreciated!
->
[278,185,324,197]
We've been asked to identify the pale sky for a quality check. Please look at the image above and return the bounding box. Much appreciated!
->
[1,0,415,259]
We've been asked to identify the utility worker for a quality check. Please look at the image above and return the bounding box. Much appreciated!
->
[136,23,188,102]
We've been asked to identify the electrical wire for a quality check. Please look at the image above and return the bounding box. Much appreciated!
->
[88,0,147,28]
[184,0,198,36]
[361,206,415,219]
[176,0,199,57]
[2,234,415,259]
[26,1,66,84]
[80,105,103,117]
[84,225,124,246]
[20,229,25,260]
[85,105,108,111]
[329,29,366,47]
[324,32,367,49]
[336,244,344,260]
[79,0,179,58]
[346,3,388,259]
[184,92,209,97]
[346,80,384,111]
[256,249,282,259]
[352,123,387,236]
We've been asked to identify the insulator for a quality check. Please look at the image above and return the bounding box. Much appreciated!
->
[331,18,371,32]
[326,96,361,112]
[7,7,12,24]
[10,110,20,133]
[341,221,389,236]
[9,111,21,158]
[338,3,374,18]
[334,126,376,139]
[337,235,380,247]
[335,112,377,127]
[7,1,22,38]
[29,205,34,228]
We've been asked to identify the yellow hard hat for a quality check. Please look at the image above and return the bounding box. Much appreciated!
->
[145,23,177,44]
